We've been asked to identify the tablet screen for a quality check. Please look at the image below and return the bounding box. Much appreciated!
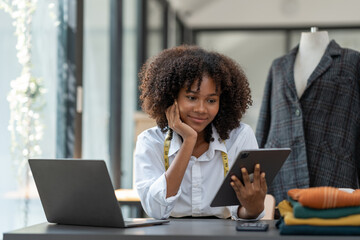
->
[210,148,291,207]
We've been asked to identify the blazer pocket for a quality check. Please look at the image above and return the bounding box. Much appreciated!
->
[264,137,281,148]
[318,141,357,186]
[264,137,300,149]
[321,141,351,161]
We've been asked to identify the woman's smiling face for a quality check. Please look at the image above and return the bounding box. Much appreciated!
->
[176,75,220,134]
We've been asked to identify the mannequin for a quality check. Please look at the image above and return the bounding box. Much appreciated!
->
[257,30,360,205]
[294,27,330,97]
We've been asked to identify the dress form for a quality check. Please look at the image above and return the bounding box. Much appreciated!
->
[294,27,330,97]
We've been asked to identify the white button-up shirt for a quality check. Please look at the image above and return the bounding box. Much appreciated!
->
[134,123,263,220]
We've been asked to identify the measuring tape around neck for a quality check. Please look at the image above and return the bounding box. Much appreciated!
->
[163,130,229,177]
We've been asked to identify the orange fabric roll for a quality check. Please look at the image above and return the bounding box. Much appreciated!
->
[288,187,360,209]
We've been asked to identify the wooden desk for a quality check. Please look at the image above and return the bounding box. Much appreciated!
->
[4,219,359,240]
[114,190,276,220]
[115,189,146,217]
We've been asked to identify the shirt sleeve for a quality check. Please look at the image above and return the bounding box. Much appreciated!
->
[134,130,181,219]
[230,207,265,221]
[234,123,259,153]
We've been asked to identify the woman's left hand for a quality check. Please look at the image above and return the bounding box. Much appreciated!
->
[230,164,267,218]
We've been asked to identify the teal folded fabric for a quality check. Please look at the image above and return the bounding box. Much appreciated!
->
[289,198,360,219]
[276,218,360,235]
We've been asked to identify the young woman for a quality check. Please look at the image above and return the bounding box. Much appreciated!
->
[134,45,266,220]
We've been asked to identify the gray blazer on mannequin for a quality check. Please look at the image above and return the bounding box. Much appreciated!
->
[256,40,360,204]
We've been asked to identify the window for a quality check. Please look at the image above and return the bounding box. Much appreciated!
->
[0,0,58,234]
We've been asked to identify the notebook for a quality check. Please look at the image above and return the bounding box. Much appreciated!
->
[28,159,169,228]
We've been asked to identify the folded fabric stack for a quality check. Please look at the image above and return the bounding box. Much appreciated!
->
[276,186,360,235]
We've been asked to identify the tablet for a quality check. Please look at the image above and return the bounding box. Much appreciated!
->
[210,148,291,207]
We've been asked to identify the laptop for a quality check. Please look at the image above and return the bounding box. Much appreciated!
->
[29,159,169,228]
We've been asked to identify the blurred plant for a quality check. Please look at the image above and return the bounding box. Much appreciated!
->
[1,0,46,226]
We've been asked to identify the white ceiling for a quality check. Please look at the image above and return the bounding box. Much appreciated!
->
[168,0,360,28]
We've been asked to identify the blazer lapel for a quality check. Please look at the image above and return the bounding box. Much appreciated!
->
[283,46,299,100]
[304,40,341,92]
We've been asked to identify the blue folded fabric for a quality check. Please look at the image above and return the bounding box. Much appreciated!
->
[276,218,360,235]
[289,198,360,219]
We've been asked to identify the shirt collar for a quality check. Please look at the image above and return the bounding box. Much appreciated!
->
[168,131,182,157]
[167,125,227,158]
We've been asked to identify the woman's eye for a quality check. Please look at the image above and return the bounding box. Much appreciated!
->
[186,96,196,100]
[208,99,217,103]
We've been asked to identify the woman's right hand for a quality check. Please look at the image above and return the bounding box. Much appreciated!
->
[165,100,197,141]
[164,100,197,198]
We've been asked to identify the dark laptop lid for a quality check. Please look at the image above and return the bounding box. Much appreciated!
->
[29,159,126,227]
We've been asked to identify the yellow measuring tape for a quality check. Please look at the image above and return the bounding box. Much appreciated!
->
[221,151,229,177]
[163,131,172,171]
[163,130,229,177]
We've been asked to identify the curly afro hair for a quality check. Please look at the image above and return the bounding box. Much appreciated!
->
[139,45,252,141]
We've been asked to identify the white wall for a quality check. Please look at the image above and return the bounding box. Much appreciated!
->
[170,0,360,28]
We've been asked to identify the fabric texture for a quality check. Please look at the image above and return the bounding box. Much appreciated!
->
[256,40,360,204]
[288,187,360,209]
[134,123,264,220]
[276,218,360,235]
[289,198,360,219]
[278,200,360,226]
